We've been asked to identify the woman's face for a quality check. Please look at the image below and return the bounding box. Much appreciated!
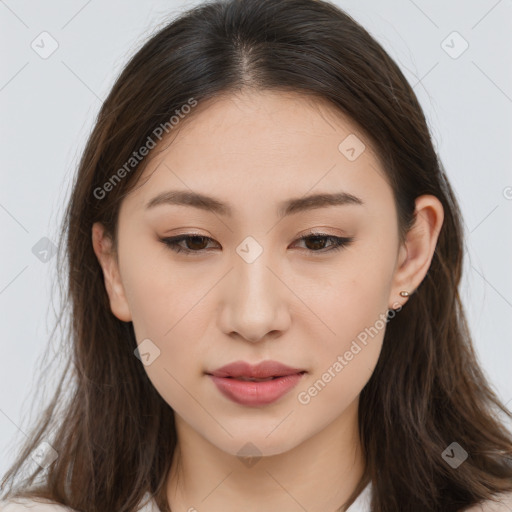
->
[94,90,419,457]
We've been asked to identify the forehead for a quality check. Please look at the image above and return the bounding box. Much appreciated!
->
[126,90,392,217]
[149,90,379,166]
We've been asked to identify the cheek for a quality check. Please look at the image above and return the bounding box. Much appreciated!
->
[126,274,207,413]
[298,241,394,396]
[120,253,213,403]
[295,281,388,415]
[126,274,209,367]
[305,254,393,349]
[121,241,205,339]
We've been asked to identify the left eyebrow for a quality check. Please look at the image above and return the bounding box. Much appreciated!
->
[278,191,364,217]
[145,190,364,218]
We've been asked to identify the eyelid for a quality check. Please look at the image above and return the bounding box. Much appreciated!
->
[298,228,345,239]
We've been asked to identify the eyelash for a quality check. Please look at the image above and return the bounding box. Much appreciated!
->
[159,233,354,256]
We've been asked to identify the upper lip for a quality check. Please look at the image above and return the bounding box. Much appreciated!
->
[207,360,306,379]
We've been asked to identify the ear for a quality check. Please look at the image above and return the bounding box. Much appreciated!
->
[388,195,444,309]
[91,222,132,322]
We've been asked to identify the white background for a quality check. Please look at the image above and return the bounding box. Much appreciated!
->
[1,0,511,477]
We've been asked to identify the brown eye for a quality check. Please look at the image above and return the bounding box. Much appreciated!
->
[183,236,209,251]
[293,234,354,254]
[160,235,218,254]
[303,235,330,251]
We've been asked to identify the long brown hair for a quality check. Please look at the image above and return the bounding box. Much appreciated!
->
[2,0,512,510]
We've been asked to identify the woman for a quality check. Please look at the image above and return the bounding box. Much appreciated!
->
[1,0,512,510]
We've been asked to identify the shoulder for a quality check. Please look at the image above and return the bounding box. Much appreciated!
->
[463,491,512,512]
[0,498,75,511]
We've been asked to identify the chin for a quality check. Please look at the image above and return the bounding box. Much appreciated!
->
[210,429,304,459]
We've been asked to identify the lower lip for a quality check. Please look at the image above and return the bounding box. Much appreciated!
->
[208,373,305,406]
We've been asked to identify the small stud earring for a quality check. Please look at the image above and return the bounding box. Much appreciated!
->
[399,291,410,297]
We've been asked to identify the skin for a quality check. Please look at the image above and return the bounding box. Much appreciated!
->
[92,90,444,512]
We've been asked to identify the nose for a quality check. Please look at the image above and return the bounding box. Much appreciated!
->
[218,254,291,343]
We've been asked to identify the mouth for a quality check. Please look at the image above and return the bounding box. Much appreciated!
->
[218,372,307,382]
[205,361,307,406]
[206,360,307,380]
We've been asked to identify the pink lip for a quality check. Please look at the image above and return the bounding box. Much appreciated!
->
[208,360,306,379]
[206,360,306,406]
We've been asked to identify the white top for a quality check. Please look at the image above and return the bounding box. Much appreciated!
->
[2,484,512,511]
[346,482,372,511]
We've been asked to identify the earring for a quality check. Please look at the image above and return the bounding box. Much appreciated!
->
[399,291,410,297]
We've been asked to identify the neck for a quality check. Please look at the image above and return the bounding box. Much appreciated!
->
[166,397,365,512]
